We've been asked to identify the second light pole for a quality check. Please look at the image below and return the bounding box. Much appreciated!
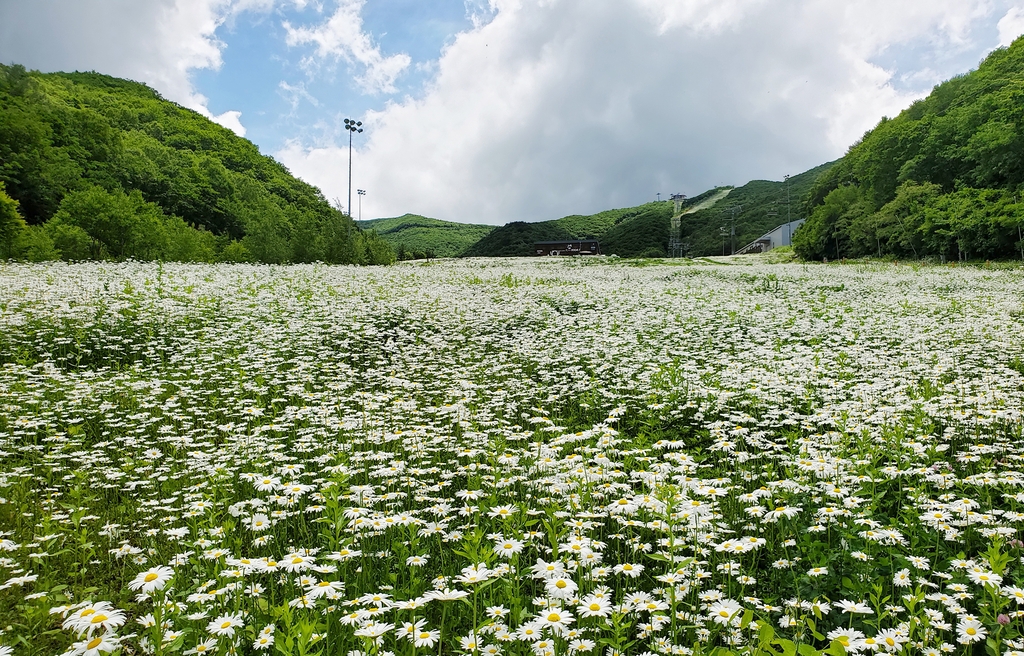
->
[344,118,363,217]
[357,189,366,222]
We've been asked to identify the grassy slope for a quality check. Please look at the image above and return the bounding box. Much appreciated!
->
[357,214,495,258]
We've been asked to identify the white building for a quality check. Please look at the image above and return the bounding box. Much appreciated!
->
[736,219,805,254]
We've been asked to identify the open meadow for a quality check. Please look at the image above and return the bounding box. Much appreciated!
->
[1,258,1023,656]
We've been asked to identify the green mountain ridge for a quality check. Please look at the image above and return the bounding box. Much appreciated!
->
[356,214,494,258]
[457,163,835,258]
[0,64,394,264]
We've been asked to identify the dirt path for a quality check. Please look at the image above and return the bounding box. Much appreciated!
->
[678,188,731,216]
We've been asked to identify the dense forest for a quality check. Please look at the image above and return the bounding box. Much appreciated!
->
[0,64,394,264]
[794,37,1024,261]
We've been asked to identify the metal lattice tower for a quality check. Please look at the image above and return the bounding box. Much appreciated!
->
[668,193,686,257]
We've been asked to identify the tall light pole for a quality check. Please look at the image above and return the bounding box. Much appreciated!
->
[357,189,366,222]
[344,118,363,217]
[784,174,792,245]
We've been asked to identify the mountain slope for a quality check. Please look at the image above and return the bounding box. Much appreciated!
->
[794,37,1024,260]
[457,165,833,259]
[357,214,494,257]
[0,64,393,264]
[462,206,631,257]
[679,163,834,256]
[462,199,716,258]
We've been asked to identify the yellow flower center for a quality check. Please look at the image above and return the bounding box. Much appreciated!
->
[91,614,108,624]
[547,613,561,622]
[145,573,159,582]
[221,621,232,629]
[967,628,977,636]
[556,580,567,588]
[87,638,102,650]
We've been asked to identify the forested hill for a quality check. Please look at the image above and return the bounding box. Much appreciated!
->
[0,64,393,264]
[356,214,494,258]
[462,203,670,258]
[795,37,1024,261]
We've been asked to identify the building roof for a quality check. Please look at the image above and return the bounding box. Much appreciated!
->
[534,240,599,245]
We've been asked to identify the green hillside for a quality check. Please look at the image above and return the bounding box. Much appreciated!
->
[459,167,833,259]
[0,64,393,264]
[463,201,703,257]
[794,37,1024,261]
[679,162,835,256]
[357,214,494,258]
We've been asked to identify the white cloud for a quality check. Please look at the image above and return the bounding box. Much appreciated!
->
[278,0,1012,224]
[998,7,1024,46]
[0,0,247,134]
[283,0,411,93]
[210,110,248,137]
[278,81,321,112]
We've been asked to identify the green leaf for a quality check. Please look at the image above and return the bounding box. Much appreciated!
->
[776,639,798,656]
[823,639,848,656]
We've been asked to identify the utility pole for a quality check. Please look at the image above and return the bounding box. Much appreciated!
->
[357,189,366,222]
[344,118,363,217]
[1016,195,1023,261]
[728,205,743,255]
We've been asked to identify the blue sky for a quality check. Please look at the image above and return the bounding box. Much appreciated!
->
[193,1,488,153]
[2,1,1024,223]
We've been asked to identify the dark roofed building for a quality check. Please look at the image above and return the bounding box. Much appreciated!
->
[534,240,601,256]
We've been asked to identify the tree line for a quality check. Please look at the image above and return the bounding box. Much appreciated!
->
[794,39,1024,262]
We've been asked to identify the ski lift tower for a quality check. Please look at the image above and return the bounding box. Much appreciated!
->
[668,193,687,258]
